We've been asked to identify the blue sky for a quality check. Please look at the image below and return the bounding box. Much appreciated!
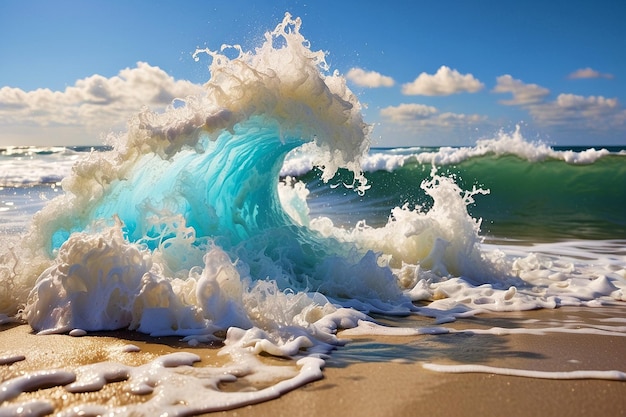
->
[1,0,624,147]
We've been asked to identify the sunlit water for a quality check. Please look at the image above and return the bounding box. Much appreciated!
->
[0,13,624,416]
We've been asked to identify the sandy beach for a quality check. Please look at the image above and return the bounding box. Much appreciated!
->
[1,304,624,416]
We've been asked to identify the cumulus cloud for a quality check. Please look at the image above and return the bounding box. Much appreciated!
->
[492,75,625,130]
[346,67,395,88]
[0,62,205,145]
[492,75,550,105]
[380,103,485,128]
[402,66,484,96]
[380,103,437,122]
[528,94,624,127]
[568,67,614,80]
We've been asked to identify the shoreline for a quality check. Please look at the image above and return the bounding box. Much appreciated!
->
[1,305,625,416]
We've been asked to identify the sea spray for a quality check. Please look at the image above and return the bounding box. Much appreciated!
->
[0,6,621,337]
[0,12,625,416]
[291,128,626,239]
[10,13,371,328]
[4,10,623,335]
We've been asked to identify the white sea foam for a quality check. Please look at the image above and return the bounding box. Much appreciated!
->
[279,124,621,177]
[341,318,626,338]
[0,369,76,403]
[422,363,626,380]
[1,12,625,416]
[7,142,624,414]
[0,149,82,187]
[0,353,26,365]
[0,400,54,417]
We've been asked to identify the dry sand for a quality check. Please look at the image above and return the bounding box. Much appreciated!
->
[1,305,625,417]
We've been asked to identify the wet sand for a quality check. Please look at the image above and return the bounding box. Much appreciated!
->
[1,305,625,417]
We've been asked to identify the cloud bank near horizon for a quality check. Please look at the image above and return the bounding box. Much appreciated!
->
[0,62,204,146]
[0,62,623,147]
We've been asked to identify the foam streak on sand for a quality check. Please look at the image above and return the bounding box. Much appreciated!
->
[422,363,626,381]
[0,335,326,416]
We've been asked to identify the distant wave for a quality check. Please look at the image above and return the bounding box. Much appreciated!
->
[281,126,624,178]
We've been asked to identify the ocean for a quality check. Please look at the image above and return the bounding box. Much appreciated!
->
[1,13,625,416]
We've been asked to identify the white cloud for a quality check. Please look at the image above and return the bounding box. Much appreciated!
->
[0,62,205,146]
[555,94,618,110]
[346,67,394,88]
[380,103,437,122]
[492,75,550,105]
[528,94,625,128]
[380,103,485,128]
[402,66,484,96]
[492,75,626,131]
[568,67,614,80]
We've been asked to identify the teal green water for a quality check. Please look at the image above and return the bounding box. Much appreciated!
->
[2,145,625,243]
[302,151,626,242]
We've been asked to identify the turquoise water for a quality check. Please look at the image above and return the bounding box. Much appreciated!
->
[0,14,624,416]
[4,144,624,243]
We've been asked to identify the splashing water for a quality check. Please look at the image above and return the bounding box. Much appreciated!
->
[3,9,624,355]
[1,12,625,416]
